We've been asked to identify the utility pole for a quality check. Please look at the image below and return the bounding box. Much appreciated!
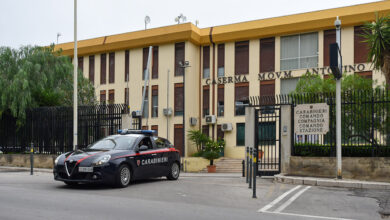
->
[335,16,342,179]
[73,0,78,151]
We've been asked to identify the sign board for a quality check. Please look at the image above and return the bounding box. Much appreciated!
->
[294,103,329,135]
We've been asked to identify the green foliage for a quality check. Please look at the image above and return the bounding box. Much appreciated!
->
[294,143,390,157]
[0,45,96,125]
[361,13,390,88]
[187,129,209,152]
[292,71,375,95]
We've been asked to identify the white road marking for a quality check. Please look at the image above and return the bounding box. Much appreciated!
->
[274,185,311,213]
[262,211,355,220]
[258,185,302,212]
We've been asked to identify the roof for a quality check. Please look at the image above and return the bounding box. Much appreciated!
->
[55,1,390,57]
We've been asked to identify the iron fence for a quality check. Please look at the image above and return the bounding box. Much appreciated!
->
[249,89,390,157]
[0,104,128,154]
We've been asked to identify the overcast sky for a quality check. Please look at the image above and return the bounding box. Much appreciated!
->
[0,0,380,48]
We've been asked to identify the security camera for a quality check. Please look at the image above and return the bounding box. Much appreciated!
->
[184,61,189,66]
[179,61,183,66]
[334,17,341,29]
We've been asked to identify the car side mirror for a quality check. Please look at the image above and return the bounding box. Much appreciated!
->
[139,145,148,151]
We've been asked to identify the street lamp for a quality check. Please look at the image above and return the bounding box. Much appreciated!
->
[179,61,190,157]
[57,33,62,44]
[73,0,78,151]
[335,16,342,179]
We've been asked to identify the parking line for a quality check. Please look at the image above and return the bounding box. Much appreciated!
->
[258,185,302,212]
[262,211,355,220]
[274,186,311,213]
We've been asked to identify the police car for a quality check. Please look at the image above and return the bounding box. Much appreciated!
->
[53,130,180,187]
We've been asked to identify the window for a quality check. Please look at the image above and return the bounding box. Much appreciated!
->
[142,126,148,130]
[100,54,106,84]
[143,47,159,79]
[258,122,276,145]
[354,26,369,64]
[217,125,224,141]
[152,46,159,79]
[260,80,275,113]
[174,124,184,156]
[109,52,115,83]
[323,29,336,66]
[100,90,106,104]
[174,83,184,116]
[124,88,129,107]
[356,71,373,80]
[260,37,275,72]
[281,32,318,70]
[154,137,171,149]
[203,85,209,117]
[142,86,148,118]
[89,55,94,84]
[280,78,299,95]
[151,125,158,137]
[78,57,83,73]
[235,41,249,75]
[235,82,249,116]
[125,50,129,82]
[203,46,210,78]
[108,89,115,104]
[236,123,245,146]
[202,125,209,137]
[218,44,225,77]
[175,42,185,76]
[217,85,224,117]
[152,85,158,117]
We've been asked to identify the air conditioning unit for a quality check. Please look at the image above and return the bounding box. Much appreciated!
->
[221,123,233,132]
[205,115,216,124]
[189,117,197,126]
[132,110,142,117]
[163,108,172,116]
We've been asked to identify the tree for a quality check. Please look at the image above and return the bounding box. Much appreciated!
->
[362,13,390,89]
[0,45,96,125]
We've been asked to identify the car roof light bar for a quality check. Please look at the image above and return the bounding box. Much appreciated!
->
[117,129,156,135]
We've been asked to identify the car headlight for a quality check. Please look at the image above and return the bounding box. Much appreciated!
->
[93,155,111,166]
[54,155,62,165]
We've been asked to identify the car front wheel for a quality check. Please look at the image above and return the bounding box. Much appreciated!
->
[115,164,131,188]
[166,162,180,180]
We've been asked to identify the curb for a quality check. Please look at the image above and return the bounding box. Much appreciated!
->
[0,166,52,173]
[274,174,390,190]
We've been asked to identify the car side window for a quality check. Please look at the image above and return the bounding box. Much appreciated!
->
[154,137,166,149]
[139,137,153,150]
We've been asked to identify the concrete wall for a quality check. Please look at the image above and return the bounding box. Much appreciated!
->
[0,154,56,169]
[289,156,390,182]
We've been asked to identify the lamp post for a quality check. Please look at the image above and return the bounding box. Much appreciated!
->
[57,33,61,44]
[73,0,78,151]
[335,16,342,179]
[179,61,190,157]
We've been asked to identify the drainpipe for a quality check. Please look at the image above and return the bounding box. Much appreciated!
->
[209,27,216,140]
[199,45,202,131]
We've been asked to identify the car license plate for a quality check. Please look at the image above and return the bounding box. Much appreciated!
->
[79,167,93,173]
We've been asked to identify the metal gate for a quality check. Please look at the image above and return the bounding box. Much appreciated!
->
[255,105,281,176]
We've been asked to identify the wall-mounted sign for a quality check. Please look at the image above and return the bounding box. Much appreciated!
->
[205,64,369,84]
[294,103,329,135]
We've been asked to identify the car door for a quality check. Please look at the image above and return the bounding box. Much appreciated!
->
[151,137,170,177]
[134,137,156,179]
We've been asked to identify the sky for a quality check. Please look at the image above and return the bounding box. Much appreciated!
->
[0,0,380,48]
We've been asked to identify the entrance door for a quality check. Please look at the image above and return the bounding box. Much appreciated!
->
[174,124,184,156]
[256,106,281,176]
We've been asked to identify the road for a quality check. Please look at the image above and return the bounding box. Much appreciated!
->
[0,171,388,220]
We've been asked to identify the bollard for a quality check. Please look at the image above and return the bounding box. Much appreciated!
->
[242,160,245,177]
[252,148,257,199]
[249,148,252,189]
[30,143,34,175]
[246,147,249,183]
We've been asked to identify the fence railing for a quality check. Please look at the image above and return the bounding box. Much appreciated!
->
[250,90,390,157]
[0,104,128,154]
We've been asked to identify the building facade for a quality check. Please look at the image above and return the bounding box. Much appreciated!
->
[56,1,390,158]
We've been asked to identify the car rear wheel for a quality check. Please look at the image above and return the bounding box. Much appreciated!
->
[166,162,180,180]
[115,164,131,188]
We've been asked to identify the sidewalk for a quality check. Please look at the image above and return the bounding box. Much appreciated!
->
[275,174,390,190]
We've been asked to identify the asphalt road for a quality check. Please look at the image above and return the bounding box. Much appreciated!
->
[0,171,388,220]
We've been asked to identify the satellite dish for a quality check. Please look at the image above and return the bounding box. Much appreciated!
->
[145,16,150,24]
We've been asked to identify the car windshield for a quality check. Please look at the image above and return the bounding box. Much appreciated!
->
[88,135,138,150]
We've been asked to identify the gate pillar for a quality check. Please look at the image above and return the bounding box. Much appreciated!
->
[245,107,256,171]
[280,105,292,174]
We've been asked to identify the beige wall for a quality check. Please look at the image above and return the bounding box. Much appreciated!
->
[78,25,385,159]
